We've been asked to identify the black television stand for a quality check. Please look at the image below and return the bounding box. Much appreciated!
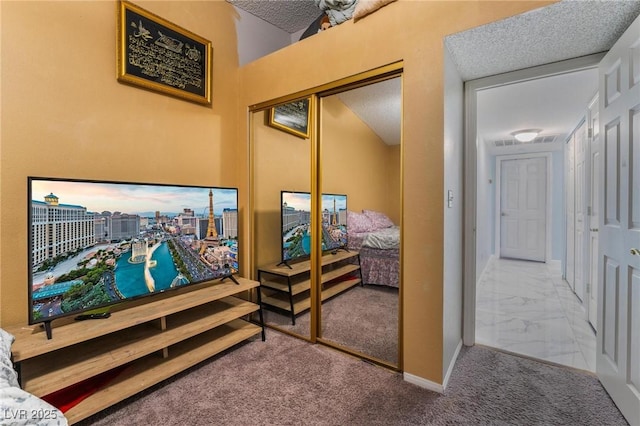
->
[42,320,53,340]
[276,260,293,269]
[221,274,240,285]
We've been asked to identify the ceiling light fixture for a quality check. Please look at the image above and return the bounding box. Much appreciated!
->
[511,129,541,142]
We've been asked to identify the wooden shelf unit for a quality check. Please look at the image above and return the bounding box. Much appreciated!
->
[5,277,264,425]
[258,251,361,324]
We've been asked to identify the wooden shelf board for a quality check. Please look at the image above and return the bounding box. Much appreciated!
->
[262,295,293,311]
[260,277,311,295]
[321,264,360,284]
[64,319,262,424]
[292,298,312,313]
[258,250,359,277]
[262,277,360,315]
[261,294,311,314]
[22,297,259,397]
[8,278,258,362]
[321,278,361,300]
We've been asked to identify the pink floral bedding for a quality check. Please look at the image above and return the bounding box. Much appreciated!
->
[347,210,400,288]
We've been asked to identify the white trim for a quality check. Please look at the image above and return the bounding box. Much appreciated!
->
[477,254,496,285]
[403,372,444,394]
[462,74,479,347]
[462,53,604,348]
[548,259,562,272]
[442,340,463,392]
[494,152,552,262]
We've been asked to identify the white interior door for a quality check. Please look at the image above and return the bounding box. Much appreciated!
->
[566,136,576,288]
[588,94,600,330]
[500,157,546,262]
[597,14,640,425]
[574,121,587,301]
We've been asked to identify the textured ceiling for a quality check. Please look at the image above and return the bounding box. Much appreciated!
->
[445,0,640,81]
[228,0,320,33]
[336,78,402,146]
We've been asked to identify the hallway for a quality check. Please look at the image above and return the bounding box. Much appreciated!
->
[475,257,596,372]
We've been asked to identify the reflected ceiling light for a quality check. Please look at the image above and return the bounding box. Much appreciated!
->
[511,129,541,142]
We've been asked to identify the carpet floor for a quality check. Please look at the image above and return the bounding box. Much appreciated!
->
[77,329,627,425]
[263,284,398,364]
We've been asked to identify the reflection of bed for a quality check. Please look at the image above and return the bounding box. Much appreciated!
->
[347,211,400,288]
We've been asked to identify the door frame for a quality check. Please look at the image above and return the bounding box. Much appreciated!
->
[494,153,552,262]
[586,93,599,329]
[463,53,605,346]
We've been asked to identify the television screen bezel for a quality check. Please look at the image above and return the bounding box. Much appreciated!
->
[27,176,239,326]
[280,190,347,264]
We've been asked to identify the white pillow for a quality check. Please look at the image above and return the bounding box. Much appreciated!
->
[353,0,397,21]
[0,328,19,389]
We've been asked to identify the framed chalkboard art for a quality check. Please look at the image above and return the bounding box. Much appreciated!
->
[268,98,311,139]
[117,1,212,105]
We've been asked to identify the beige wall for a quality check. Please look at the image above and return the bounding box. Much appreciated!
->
[252,109,311,269]
[238,0,553,384]
[251,94,398,271]
[0,0,553,387]
[0,1,241,325]
[321,95,400,224]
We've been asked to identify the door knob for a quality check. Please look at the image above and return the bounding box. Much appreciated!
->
[632,248,640,256]
[501,212,507,217]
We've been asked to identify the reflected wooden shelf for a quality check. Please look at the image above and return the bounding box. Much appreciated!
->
[258,251,361,325]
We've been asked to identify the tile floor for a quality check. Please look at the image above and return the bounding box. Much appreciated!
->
[476,257,596,372]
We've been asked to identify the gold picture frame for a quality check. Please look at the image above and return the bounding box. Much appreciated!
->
[117,0,213,105]
[268,98,311,139]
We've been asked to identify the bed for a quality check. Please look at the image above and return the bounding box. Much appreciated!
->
[347,210,400,288]
[0,329,68,426]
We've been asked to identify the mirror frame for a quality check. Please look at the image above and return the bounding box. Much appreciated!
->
[248,62,404,370]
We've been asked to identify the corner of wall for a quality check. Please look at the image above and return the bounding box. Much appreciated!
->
[403,372,444,394]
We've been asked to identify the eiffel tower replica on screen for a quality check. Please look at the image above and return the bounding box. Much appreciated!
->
[200,189,220,254]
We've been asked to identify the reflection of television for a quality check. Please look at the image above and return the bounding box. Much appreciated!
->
[28,177,239,337]
[280,191,347,265]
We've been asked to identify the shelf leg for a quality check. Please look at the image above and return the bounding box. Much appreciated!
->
[255,287,266,341]
[287,277,296,325]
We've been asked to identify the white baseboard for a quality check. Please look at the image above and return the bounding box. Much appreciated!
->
[442,340,463,392]
[403,372,444,394]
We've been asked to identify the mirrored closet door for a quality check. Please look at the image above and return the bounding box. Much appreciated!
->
[250,101,314,341]
[317,76,402,368]
[249,64,403,369]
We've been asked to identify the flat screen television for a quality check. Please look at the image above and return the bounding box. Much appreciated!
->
[28,177,239,336]
[280,191,347,265]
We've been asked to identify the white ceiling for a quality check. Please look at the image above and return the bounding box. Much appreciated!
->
[228,0,320,33]
[336,78,402,146]
[478,67,599,154]
[231,0,640,149]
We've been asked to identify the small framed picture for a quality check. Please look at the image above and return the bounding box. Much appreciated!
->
[268,98,311,139]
